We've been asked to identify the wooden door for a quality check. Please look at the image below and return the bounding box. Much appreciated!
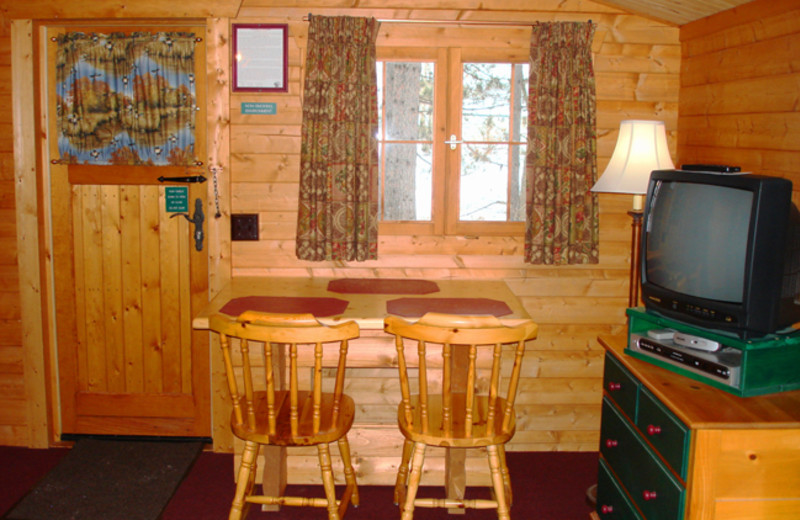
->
[47,26,211,438]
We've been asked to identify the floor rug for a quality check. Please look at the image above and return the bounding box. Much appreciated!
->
[5,438,203,520]
[161,451,599,520]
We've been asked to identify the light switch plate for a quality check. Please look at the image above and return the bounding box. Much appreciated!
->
[231,214,259,241]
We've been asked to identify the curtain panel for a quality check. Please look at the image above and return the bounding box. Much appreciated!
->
[55,32,198,166]
[525,22,599,265]
[296,16,380,262]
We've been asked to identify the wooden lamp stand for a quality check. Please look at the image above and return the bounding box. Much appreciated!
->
[628,209,643,307]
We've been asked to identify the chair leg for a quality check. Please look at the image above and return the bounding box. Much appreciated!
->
[338,436,360,507]
[498,443,512,506]
[394,438,414,505]
[230,440,259,520]
[487,445,511,520]
[318,443,340,520]
[401,442,426,520]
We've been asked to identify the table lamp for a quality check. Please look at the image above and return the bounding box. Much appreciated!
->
[592,120,674,307]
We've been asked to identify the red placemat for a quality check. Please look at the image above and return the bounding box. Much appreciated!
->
[219,296,349,317]
[386,298,513,318]
[327,278,439,295]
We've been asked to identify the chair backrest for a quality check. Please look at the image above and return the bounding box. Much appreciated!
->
[209,311,360,437]
[384,312,538,439]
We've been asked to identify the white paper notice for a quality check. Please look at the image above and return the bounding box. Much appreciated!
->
[236,27,285,90]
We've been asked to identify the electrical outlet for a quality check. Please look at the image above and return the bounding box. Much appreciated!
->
[231,214,259,241]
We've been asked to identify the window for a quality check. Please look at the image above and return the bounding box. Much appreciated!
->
[377,49,529,236]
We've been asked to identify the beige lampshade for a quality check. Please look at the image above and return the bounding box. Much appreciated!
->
[592,120,674,198]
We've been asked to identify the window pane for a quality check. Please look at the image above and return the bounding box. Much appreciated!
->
[460,144,509,221]
[463,63,509,141]
[381,142,432,221]
[377,61,435,222]
[460,62,528,223]
[460,144,526,222]
[382,62,433,141]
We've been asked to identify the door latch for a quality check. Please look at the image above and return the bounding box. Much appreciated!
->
[171,198,204,252]
[158,175,207,183]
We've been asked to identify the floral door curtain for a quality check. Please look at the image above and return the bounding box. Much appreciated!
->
[296,16,380,262]
[525,22,599,265]
[55,32,198,166]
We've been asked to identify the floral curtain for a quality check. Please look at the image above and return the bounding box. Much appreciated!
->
[55,32,197,166]
[525,22,599,265]
[295,16,380,262]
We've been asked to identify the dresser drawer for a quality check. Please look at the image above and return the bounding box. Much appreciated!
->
[601,398,685,520]
[597,458,643,520]
[637,386,691,480]
[604,352,639,420]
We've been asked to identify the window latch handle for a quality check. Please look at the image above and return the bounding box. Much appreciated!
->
[444,134,462,150]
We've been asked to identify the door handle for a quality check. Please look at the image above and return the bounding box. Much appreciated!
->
[171,198,204,251]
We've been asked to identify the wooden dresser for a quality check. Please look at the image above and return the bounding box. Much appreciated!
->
[593,334,800,520]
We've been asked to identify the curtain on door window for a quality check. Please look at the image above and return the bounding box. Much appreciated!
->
[55,31,197,166]
[525,22,599,265]
[295,15,380,262]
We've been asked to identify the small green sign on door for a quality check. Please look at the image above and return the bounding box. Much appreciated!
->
[165,186,189,213]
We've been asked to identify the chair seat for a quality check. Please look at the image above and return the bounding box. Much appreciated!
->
[397,393,516,447]
[232,390,356,446]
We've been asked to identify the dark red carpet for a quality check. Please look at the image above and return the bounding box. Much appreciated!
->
[1,446,597,519]
[161,451,598,519]
[0,446,69,515]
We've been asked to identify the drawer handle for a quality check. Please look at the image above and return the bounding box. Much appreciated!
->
[608,382,622,391]
[605,439,618,448]
[601,505,614,513]
[643,490,658,501]
[647,425,662,435]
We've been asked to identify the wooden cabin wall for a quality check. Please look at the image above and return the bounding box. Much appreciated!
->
[0,0,681,450]
[225,1,680,454]
[0,14,28,447]
[678,0,800,202]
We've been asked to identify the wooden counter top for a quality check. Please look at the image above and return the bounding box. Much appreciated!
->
[194,276,531,330]
[599,333,800,430]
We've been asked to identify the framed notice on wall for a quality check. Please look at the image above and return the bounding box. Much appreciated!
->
[232,24,288,92]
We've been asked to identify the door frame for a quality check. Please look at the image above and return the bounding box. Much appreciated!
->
[12,18,232,447]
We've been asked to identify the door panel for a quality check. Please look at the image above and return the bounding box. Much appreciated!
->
[55,180,210,437]
[48,25,210,438]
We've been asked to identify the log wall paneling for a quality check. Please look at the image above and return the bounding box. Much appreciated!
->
[7,17,50,448]
[0,14,24,446]
[678,0,800,190]
[207,17,235,451]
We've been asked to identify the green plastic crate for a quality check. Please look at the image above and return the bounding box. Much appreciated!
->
[625,308,800,397]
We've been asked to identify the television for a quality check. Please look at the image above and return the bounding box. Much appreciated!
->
[640,169,800,340]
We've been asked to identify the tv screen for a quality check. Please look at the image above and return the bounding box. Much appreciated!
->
[645,182,752,303]
[641,170,800,339]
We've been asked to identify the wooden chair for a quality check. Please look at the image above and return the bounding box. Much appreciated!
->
[384,312,538,520]
[209,311,361,520]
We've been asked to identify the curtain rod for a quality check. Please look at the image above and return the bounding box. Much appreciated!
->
[303,13,591,27]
